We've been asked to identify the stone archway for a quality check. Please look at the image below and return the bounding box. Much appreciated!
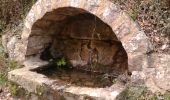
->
[6,0,159,99]
[24,7,130,77]
[12,0,152,72]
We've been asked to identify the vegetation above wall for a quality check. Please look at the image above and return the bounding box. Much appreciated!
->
[112,0,170,53]
[0,0,37,35]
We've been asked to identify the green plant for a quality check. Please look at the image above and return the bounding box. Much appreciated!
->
[9,82,18,96]
[117,85,148,100]
[129,9,139,20]
[148,95,157,100]
[55,57,67,67]
[0,46,4,55]
[0,73,7,85]
[0,38,6,58]
[163,92,170,100]
[7,60,18,70]
[36,85,44,96]
[112,79,117,84]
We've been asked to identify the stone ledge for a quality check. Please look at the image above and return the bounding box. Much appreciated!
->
[8,63,126,100]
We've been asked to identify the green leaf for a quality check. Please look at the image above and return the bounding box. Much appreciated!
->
[56,57,66,67]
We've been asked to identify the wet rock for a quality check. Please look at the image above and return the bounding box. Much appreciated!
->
[84,82,94,87]
[61,76,70,80]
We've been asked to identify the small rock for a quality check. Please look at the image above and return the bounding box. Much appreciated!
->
[0,87,3,93]
[6,93,11,97]
[154,36,160,42]
[84,82,94,87]
[161,44,169,50]
[71,73,80,80]
[153,30,157,33]
[61,76,70,80]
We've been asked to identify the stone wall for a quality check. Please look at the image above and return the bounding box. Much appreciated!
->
[5,0,170,95]
[4,0,152,73]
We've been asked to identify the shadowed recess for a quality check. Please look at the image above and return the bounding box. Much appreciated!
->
[28,7,128,88]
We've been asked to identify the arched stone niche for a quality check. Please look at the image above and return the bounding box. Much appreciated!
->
[5,0,158,99]
[26,7,129,75]
[12,0,152,72]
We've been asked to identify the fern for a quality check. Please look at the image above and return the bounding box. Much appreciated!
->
[55,57,66,67]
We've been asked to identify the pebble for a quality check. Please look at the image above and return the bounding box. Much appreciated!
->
[84,82,94,87]
[61,76,70,80]
[6,93,11,97]
[161,44,169,50]
[0,87,2,93]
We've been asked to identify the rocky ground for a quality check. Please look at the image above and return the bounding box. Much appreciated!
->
[0,86,13,100]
